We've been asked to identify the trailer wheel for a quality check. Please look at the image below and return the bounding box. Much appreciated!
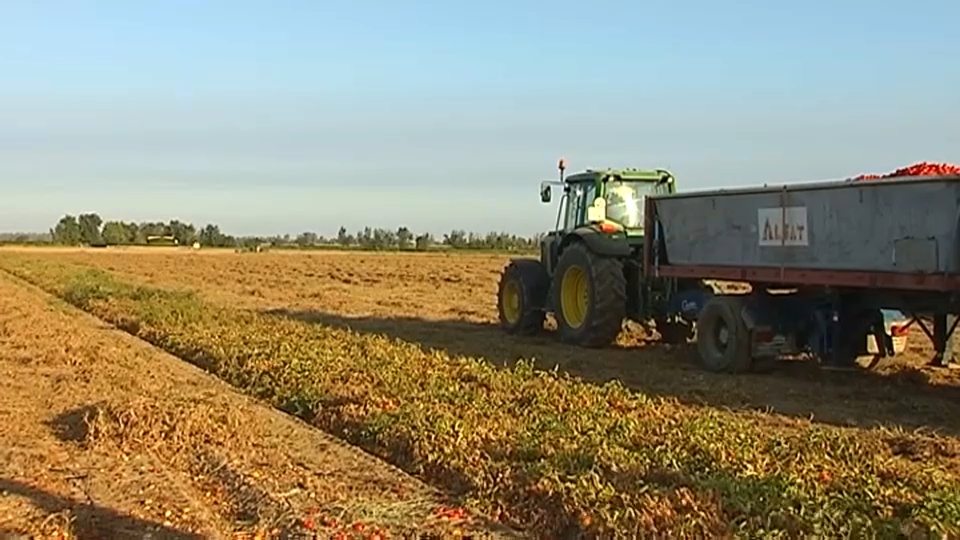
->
[497,259,549,335]
[551,242,626,347]
[696,296,752,373]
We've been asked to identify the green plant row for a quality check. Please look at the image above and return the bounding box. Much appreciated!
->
[3,256,958,539]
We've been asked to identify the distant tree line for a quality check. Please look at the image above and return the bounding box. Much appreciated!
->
[337,226,542,251]
[1,213,541,252]
[47,213,236,248]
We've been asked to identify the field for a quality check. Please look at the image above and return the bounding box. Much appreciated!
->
[2,246,960,539]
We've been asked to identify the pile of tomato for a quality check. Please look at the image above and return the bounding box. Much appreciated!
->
[850,161,960,181]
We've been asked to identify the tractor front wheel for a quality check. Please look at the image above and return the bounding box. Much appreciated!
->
[497,259,549,335]
[551,242,626,347]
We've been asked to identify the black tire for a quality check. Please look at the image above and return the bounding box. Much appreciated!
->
[496,259,549,335]
[695,296,753,373]
[550,242,626,347]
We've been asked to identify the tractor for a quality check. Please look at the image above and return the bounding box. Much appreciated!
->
[496,159,713,347]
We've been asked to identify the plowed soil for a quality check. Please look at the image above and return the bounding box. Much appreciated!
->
[0,261,522,539]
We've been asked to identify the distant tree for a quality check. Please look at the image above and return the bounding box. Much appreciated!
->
[118,222,137,243]
[373,228,396,250]
[77,213,103,245]
[356,227,373,248]
[396,226,413,250]
[47,213,541,253]
[101,221,129,245]
[51,215,82,245]
[138,221,170,242]
[443,229,467,248]
[1,231,51,244]
[198,223,227,247]
[337,226,351,246]
[168,220,197,245]
[370,228,384,250]
[530,232,545,248]
[296,231,318,247]
[415,232,434,251]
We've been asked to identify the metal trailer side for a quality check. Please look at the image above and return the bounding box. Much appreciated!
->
[644,174,960,290]
[641,175,960,373]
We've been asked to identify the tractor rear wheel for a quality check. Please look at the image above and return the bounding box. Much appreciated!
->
[551,242,626,347]
[497,259,549,335]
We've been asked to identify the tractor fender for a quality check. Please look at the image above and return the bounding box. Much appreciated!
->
[559,227,632,258]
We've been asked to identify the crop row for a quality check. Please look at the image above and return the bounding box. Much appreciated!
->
[3,255,959,539]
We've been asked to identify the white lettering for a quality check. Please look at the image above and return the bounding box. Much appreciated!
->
[758,207,808,247]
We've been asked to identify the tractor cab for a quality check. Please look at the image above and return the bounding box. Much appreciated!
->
[539,160,676,237]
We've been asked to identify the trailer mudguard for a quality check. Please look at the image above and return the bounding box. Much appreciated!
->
[667,287,714,322]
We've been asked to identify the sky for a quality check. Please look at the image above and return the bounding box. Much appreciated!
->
[1,0,959,237]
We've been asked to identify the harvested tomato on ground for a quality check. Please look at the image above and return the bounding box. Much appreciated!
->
[434,506,468,520]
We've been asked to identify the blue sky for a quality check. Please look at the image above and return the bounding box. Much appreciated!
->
[1,0,958,237]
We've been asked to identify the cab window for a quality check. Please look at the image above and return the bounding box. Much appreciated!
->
[564,181,596,230]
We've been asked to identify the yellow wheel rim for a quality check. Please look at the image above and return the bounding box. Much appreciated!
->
[502,280,521,324]
[560,265,589,328]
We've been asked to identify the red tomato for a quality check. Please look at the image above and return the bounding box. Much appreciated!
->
[851,161,960,182]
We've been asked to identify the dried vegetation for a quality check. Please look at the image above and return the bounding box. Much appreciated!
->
[2,248,960,538]
[0,257,516,540]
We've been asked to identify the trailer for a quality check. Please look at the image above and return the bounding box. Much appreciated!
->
[643,174,960,372]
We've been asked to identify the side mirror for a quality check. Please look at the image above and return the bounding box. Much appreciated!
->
[540,183,552,203]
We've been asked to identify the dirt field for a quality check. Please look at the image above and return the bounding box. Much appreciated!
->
[0,254,521,539]
[2,246,960,538]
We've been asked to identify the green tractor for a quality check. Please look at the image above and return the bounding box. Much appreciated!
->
[496,159,712,347]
